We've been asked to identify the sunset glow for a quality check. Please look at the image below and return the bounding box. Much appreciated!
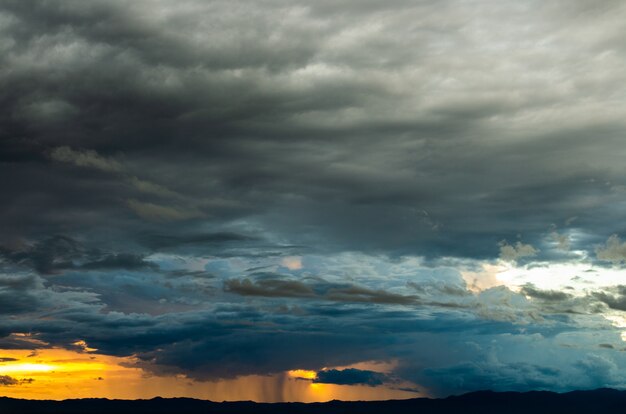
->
[288,370,318,380]
[0,363,56,374]
[0,349,419,401]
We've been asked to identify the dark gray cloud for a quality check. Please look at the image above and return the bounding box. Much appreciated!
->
[224,278,315,299]
[422,361,562,395]
[141,232,259,251]
[80,253,158,271]
[0,375,19,386]
[313,368,388,386]
[0,235,84,274]
[324,285,417,305]
[0,236,156,274]
[0,374,33,386]
[592,286,626,312]
[521,284,573,302]
[1,0,625,259]
[224,272,419,305]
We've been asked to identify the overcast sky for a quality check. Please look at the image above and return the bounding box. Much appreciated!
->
[2,0,626,400]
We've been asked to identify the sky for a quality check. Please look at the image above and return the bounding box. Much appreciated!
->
[2,0,626,402]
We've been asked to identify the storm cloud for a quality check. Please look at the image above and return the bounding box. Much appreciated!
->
[314,369,389,386]
[2,0,626,257]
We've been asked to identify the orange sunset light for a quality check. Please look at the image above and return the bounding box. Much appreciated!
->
[288,369,318,380]
[0,348,421,402]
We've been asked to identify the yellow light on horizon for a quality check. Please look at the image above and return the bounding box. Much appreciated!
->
[287,369,318,380]
[0,363,56,374]
[0,349,422,402]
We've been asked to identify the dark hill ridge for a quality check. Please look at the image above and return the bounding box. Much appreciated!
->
[0,388,624,414]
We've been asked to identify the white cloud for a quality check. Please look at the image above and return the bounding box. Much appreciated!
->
[596,235,626,264]
[50,146,123,173]
[499,241,538,262]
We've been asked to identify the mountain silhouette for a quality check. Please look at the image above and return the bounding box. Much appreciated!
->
[0,388,624,413]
